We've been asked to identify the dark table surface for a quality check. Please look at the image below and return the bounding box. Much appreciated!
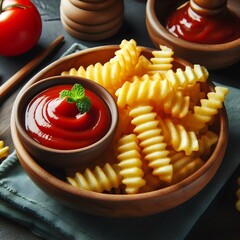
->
[1,0,240,239]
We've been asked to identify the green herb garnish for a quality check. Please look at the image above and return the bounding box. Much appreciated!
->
[59,83,92,114]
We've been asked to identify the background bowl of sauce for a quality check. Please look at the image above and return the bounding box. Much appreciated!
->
[13,76,118,168]
[146,0,240,69]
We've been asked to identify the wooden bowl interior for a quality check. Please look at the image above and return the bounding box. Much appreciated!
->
[11,46,229,217]
[146,0,240,69]
[148,0,240,50]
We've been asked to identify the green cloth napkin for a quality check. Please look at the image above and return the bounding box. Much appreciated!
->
[0,44,239,240]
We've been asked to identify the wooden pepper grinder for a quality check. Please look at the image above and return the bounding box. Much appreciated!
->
[166,0,240,44]
[189,0,227,16]
[60,0,124,41]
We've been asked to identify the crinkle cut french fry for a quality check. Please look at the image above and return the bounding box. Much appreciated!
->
[0,140,9,160]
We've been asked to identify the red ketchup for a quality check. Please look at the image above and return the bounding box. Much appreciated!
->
[165,2,240,44]
[25,84,111,150]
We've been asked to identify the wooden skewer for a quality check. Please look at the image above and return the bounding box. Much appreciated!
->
[0,35,65,100]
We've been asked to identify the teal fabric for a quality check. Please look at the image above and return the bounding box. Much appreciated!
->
[0,44,239,240]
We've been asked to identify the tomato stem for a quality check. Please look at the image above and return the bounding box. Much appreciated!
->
[0,0,3,13]
[0,0,31,14]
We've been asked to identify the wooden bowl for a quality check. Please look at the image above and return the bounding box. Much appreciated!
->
[146,0,240,69]
[10,46,228,217]
[13,76,118,168]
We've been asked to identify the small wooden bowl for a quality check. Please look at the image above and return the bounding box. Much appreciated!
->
[13,76,118,168]
[146,0,240,69]
[11,46,228,217]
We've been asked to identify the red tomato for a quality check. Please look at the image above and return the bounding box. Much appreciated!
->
[0,0,42,56]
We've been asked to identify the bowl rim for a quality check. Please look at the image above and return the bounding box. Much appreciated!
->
[13,75,118,154]
[146,0,240,51]
[19,45,123,91]
[11,44,229,204]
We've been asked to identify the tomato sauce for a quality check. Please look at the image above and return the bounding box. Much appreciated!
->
[165,3,240,44]
[25,84,111,150]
